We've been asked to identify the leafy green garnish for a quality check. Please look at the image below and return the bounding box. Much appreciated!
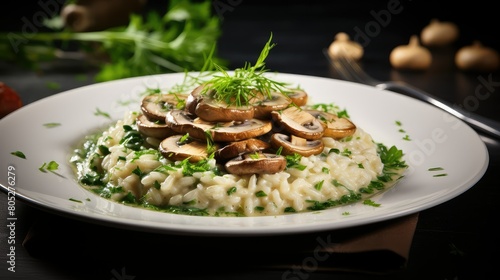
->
[363,199,381,207]
[69,198,82,203]
[120,125,144,151]
[39,161,59,172]
[43,123,61,128]
[227,186,237,196]
[285,153,306,171]
[0,0,226,82]
[94,108,111,119]
[377,144,408,170]
[314,180,324,191]
[201,34,290,106]
[11,151,26,159]
[255,191,267,197]
[428,167,444,171]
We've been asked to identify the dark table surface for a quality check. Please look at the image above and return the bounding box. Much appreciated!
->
[1,1,500,279]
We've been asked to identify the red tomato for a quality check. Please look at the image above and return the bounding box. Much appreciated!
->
[0,82,23,118]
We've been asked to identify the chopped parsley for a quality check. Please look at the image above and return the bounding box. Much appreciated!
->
[43,123,61,128]
[39,161,59,172]
[11,151,26,159]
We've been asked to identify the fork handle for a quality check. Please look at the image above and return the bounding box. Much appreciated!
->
[380,81,500,139]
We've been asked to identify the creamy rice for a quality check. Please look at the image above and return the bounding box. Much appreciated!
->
[72,109,404,217]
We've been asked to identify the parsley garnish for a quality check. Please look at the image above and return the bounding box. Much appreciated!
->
[43,123,61,128]
[39,161,59,172]
[11,151,26,159]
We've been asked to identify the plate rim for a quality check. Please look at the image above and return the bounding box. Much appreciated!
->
[0,72,490,236]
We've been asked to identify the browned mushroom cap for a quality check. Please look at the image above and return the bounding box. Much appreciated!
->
[136,114,177,139]
[166,110,273,142]
[195,98,255,122]
[159,135,217,163]
[185,84,205,116]
[270,133,324,157]
[215,138,271,161]
[306,110,356,139]
[287,89,308,107]
[225,152,287,175]
[252,91,291,119]
[191,84,255,122]
[141,93,187,122]
[271,107,324,140]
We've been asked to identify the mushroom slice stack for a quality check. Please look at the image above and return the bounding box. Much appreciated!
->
[271,107,324,140]
[141,93,187,122]
[306,110,356,139]
[225,152,287,175]
[136,114,176,139]
[252,91,291,119]
[215,138,271,162]
[159,135,218,163]
[270,133,324,157]
[165,109,272,142]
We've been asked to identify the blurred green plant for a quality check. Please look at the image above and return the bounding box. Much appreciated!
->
[0,0,226,82]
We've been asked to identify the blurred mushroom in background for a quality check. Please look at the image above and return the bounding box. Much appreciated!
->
[61,0,148,32]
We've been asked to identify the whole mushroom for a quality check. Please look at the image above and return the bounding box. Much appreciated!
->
[455,41,500,72]
[390,35,432,71]
[328,32,364,61]
[420,19,459,47]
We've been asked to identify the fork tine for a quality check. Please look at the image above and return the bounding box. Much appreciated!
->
[323,48,379,86]
[323,48,356,81]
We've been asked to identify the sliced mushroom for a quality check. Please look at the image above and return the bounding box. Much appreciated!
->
[270,133,324,157]
[141,93,187,122]
[136,114,177,139]
[306,110,356,139]
[165,109,212,140]
[287,89,308,107]
[191,84,255,122]
[271,107,324,140]
[200,118,273,142]
[166,109,272,142]
[159,135,217,163]
[185,84,205,116]
[252,91,291,119]
[215,138,271,161]
[195,97,255,122]
[225,152,286,175]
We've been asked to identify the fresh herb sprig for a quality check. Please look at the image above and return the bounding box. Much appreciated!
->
[0,0,226,82]
[203,34,290,106]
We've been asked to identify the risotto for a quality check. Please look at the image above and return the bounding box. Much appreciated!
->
[71,101,407,217]
[71,37,407,216]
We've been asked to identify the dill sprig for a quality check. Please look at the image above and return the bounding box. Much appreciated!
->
[203,34,290,106]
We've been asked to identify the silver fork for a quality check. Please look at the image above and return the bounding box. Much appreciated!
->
[323,49,500,139]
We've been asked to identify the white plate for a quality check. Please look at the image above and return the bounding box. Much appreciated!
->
[0,72,488,236]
